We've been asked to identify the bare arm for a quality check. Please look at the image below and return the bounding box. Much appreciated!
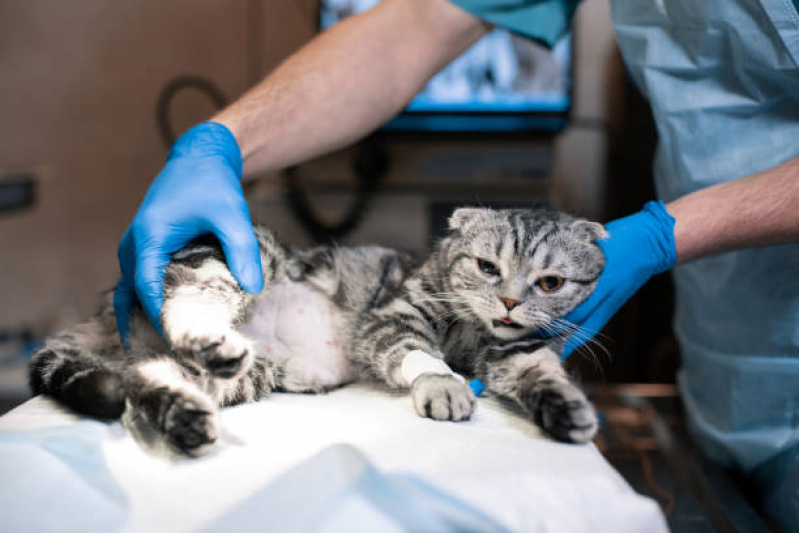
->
[213,0,490,174]
[667,156,799,263]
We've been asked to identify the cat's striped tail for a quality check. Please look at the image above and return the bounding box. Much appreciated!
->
[29,337,126,419]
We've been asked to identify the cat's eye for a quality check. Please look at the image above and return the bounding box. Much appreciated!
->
[536,275,565,292]
[477,258,500,277]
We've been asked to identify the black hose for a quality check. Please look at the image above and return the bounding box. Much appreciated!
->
[282,142,389,243]
[155,74,387,242]
[156,75,230,147]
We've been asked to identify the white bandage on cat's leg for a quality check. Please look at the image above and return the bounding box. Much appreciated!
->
[401,350,465,386]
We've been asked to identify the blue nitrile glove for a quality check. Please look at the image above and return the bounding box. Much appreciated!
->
[114,122,263,341]
[561,201,677,358]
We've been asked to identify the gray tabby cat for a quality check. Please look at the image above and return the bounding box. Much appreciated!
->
[29,207,606,456]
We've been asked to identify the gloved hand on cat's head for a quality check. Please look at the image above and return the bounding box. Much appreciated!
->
[114,122,264,341]
[560,201,677,358]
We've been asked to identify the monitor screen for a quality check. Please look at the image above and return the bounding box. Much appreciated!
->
[320,0,572,133]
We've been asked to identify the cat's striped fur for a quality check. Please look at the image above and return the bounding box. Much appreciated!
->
[30,207,606,456]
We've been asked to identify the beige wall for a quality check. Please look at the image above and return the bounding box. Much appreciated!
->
[0,1,314,328]
[0,0,615,331]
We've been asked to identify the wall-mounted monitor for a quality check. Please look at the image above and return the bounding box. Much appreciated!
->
[320,0,573,134]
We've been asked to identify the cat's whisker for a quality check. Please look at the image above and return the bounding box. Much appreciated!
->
[414,293,470,304]
[550,318,610,352]
[551,317,612,342]
[534,317,610,373]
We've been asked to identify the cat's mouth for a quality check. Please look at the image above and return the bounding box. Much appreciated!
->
[492,318,524,330]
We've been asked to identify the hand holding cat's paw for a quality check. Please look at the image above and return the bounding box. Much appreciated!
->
[523,382,598,444]
[172,332,254,380]
[411,373,475,421]
[114,122,264,341]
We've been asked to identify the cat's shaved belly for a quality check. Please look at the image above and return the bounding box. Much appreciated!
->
[238,281,353,391]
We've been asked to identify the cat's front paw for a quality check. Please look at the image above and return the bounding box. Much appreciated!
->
[523,381,597,444]
[411,374,475,421]
[173,332,254,380]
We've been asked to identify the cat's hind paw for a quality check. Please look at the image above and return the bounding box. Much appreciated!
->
[163,396,219,456]
[411,374,475,422]
[125,384,220,457]
[173,332,254,380]
[523,381,598,444]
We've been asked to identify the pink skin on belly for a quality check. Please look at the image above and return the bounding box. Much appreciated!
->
[238,282,352,389]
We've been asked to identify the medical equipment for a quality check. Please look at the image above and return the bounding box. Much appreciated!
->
[319,0,573,134]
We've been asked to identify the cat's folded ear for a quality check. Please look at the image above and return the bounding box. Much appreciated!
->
[572,220,609,243]
[448,208,493,233]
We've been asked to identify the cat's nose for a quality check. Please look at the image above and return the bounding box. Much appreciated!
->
[500,297,520,311]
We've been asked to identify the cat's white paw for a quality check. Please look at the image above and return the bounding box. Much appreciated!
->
[411,373,475,421]
[173,332,254,380]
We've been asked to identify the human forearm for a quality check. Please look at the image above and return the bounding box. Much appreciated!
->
[666,156,799,264]
[214,0,488,174]
[117,0,486,335]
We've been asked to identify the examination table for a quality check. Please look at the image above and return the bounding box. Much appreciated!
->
[0,384,668,532]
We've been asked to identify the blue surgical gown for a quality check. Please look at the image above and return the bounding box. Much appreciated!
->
[450,0,799,528]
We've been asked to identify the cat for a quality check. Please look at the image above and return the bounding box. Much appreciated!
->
[29,207,606,456]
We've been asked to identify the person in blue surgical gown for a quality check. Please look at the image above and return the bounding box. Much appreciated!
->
[113,0,799,528]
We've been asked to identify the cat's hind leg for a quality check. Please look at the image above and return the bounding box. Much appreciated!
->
[124,358,219,457]
[29,311,127,419]
[478,340,598,443]
[161,242,259,380]
[217,356,278,406]
[125,355,278,456]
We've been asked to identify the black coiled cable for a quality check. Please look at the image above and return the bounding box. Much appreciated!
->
[156,74,387,243]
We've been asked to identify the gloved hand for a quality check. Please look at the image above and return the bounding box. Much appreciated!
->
[114,122,264,341]
[560,201,677,358]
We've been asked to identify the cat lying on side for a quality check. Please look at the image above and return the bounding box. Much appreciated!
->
[29,207,606,456]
